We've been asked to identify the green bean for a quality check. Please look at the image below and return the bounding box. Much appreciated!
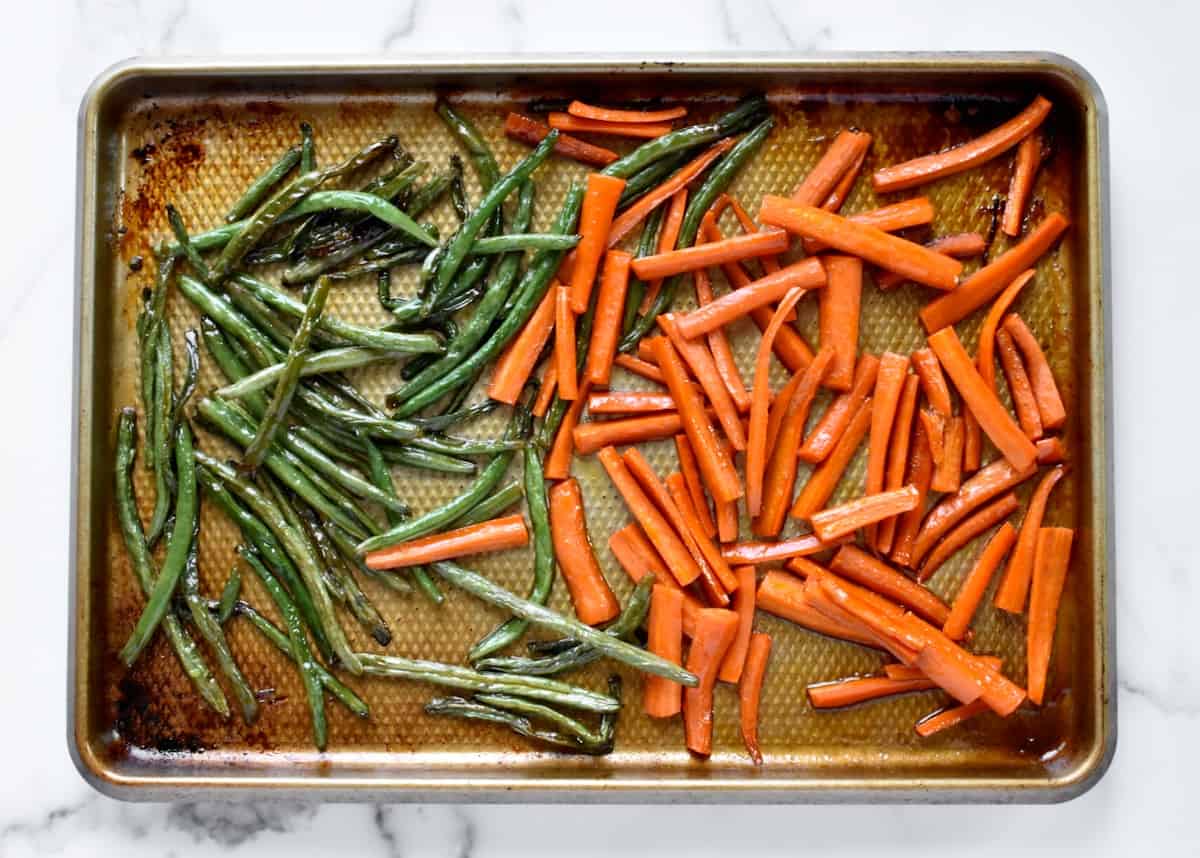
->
[166,204,213,283]
[622,206,665,335]
[456,480,524,527]
[298,505,391,646]
[617,149,692,208]
[146,323,175,545]
[323,521,413,596]
[356,653,618,713]
[277,191,437,247]
[407,434,523,456]
[449,154,470,221]
[326,246,428,281]
[473,694,608,748]
[407,400,497,432]
[120,422,198,666]
[224,278,304,352]
[468,233,578,254]
[431,561,697,686]
[260,474,349,606]
[216,567,242,624]
[424,697,610,755]
[236,548,328,748]
[437,100,500,190]
[381,445,477,474]
[178,275,279,368]
[159,222,240,258]
[294,391,420,443]
[114,409,228,716]
[169,329,201,439]
[299,123,315,173]
[216,347,395,399]
[226,146,302,223]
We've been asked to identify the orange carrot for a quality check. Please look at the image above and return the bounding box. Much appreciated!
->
[556,249,577,284]
[877,374,920,553]
[993,465,1065,613]
[1027,527,1074,705]
[718,565,757,683]
[613,353,666,384]
[532,361,558,417]
[1002,131,1043,236]
[567,100,687,124]
[864,352,911,543]
[793,129,873,205]
[799,354,880,463]
[920,213,1069,331]
[943,521,1017,641]
[749,306,816,373]
[739,632,772,765]
[691,267,751,411]
[504,112,619,167]
[548,479,620,625]
[796,569,915,655]
[715,492,739,544]
[722,532,838,566]
[364,514,528,570]
[573,411,683,454]
[807,676,937,709]
[671,258,825,341]
[666,471,738,596]
[875,232,988,290]
[554,286,578,401]
[544,384,589,480]
[886,656,1003,682]
[931,415,964,494]
[754,347,836,538]
[607,524,702,640]
[890,421,934,568]
[674,434,716,538]
[699,207,801,324]
[764,371,802,456]
[757,570,883,649]
[637,187,690,313]
[631,229,790,282]
[747,287,810,516]
[610,141,732,246]
[683,608,741,756]
[643,585,685,718]
[582,250,633,387]
[724,195,782,273]
[911,348,953,416]
[488,285,557,405]
[803,196,935,254]
[569,173,627,312]
[760,197,963,291]
[791,396,874,519]
[996,327,1044,440]
[659,313,747,450]
[1035,436,1066,465]
[913,647,985,704]
[810,485,919,542]
[872,96,1053,193]
[963,410,982,475]
[585,390,675,415]
[822,145,868,212]
[548,112,672,139]
[1002,313,1067,430]
[915,700,990,737]
[921,409,946,466]
[830,543,950,626]
[978,269,1037,391]
[651,336,742,504]
[818,255,863,391]
[919,492,1019,582]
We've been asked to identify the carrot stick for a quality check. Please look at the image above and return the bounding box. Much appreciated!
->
[364,514,529,570]
[872,96,1053,193]
[610,141,732,246]
[763,371,802,456]
[911,348,953,416]
[568,100,687,124]
[978,269,1037,392]
[754,347,836,538]
[747,287,810,516]
[585,390,675,415]
[573,411,683,455]
[760,197,963,291]
[692,267,751,412]
[913,647,984,704]
[877,375,920,553]
[684,609,740,756]
[993,465,1065,613]
[504,112,619,167]
[613,353,666,385]
[488,285,558,405]
[548,112,673,139]
[757,570,883,649]
[659,313,747,451]
[799,354,880,463]
[919,492,1019,582]
[931,415,964,494]
[1002,131,1043,236]
[1036,436,1066,465]
[791,396,874,519]
[631,229,790,282]
[887,657,1004,681]
[807,676,937,709]
[718,566,757,683]
[637,187,690,313]
[582,250,633,388]
[943,521,1017,641]
[671,258,825,341]
[920,213,1069,331]
[722,532,839,565]
[548,479,620,625]
[556,249,577,284]
[996,327,1044,440]
[928,326,1038,472]
[803,196,935,254]
[915,699,990,737]
[666,472,738,596]
[810,485,919,542]
[643,584,685,718]
[699,208,800,325]
[829,540,951,625]
[793,129,873,204]
[864,352,911,544]
[1002,313,1067,430]
[962,410,982,475]
[553,285,578,401]
[795,568,914,655]
[875,232,988,290]
[608,524,703,640]
[1027,527,1074,705]
[890,421,934,568]
[822,145,868,212]
[532,361,558,417]
[674,434,716,538]
[818,255,863,391]
[739,632,772,765]
[569,173,627,313]
[545,383,590,480]
[921,409,946,465]
[749,306,816,373]
[651,336,742,504]
[715,490,739,545]
[724,195,782,273]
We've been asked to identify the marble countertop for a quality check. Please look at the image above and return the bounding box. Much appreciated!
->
[3,0,1196,854]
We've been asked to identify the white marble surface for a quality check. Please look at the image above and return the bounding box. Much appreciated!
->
[1,0,1196,854]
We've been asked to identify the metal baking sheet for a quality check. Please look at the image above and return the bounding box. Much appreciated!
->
[71,55,1113,802]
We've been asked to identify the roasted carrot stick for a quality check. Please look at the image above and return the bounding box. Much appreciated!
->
[567,100,687,124]
[885,656,1004,682]
[911,348,953,416]
[684,608,740,756]
[582,250,633,387]
[1027,527,1074,705]
[822,145,868,212]
[671,258,825,340]
[1035,436,1066,465]
[829,544,950,625]
[942,522,1017,641]
[875,232,988,290]
[724,194,782,272]
[644,584,685,718]
[715,490,739,545]
[545,384,589,480]
[614,353,666,385]
[739,632,772,765]
[931,415,964,494]
[797,569,914,655]
[610,141,731,245]
[554,286,578,401]
[722,532,838,566]
[488,285,558,405]
[890,422,934,568]
[757,570,883,648]
[569,173,627,313]
[978,270,1036,391]
[659,313,746,451]
[793,129,873,204]
[1002,131,1043,236]
[532,362,558,418]
[962,410,982,476]
[920,213,1069,331]
[749,305,816,374]
[877,375,920,553]
[872,96,1053,193]
[556,249,577,284]
[608,525,703,641]
[666,472,738,596]
[548,112,673,139]
[803,196,935,254]
[573,411,683,454]
[921,409,946,466]
[631,229,790,282]
[818,255,863,391]
[799,354,880,463]
[365,514,529,570]
[760,197,963,291]
[585,390,675,415]
[504,112,619,167]
[718,566,757,683]
[993,465,1065,613]
[810,485,919,542]
[791,396,874,519]
[915,700,990,737]
[764,371,802,456]
[637,187,690,313]
[807,676,937,709]
[548,479,620,625]
[919,492,1018,582]
[865,352,911,544]
[692,267,751,412]
[996,327,1044,440]
[674,434,716,538]
[1002,313,1067,430]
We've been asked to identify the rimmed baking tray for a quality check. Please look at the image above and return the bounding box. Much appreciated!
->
[71,54,1112,802]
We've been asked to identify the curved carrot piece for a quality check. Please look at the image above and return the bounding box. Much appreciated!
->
[943,521,1017,641]
[672,259,825,340]
[803,196,935,254]
[365,514,528,570]
[930,415,964,494]
[665,472,737,597]
[721,533,837,567]
[831,543,950,626]
[683,609,740,756]
[818,255,863,391]
[548,112,673,138]
[739,632,772,765]
[764,370,802,456]
[1027,527,1074,704]
[810,485,919,542]
[1003,131,1043,236]
[799,354,880,463]
[637,187,690,313]
[756,570,883,648]
[607,523,702,639]
[920,213,1069,331]
[631,229,790,282]
[674,434,716,538]
[877,374,920,553]
[583,250,633,387]
[573,411,682,455]
[504,112,618,167]
[1035,436,1066,465]
[644,585,685,718]
[791,396,874,519]
[993,465,1065,613]
[718,565,757,683]
[613,353,666,385]
[612,142,728,246]
[915,700,990,737]
[545,385,589,480]
[919,492,1019,581]
[996,327,1044,440]
[875,232,988,290]
[911,348,953,416]
[793,129,873,204]
[568,100,687,124]
[872,96,1052,193]
[570,173,627,312]
[890,421,934,569]
[692,268,751,412]
[1002,313,1067,430]
[532,361,558,417]
[865,352,911,543]
[807,676,936,709]
[822,145,868,212]
[549,479,620,625]
[659,313,746,451]
[586,390,675,415]
[554,286,577,400]
[978,270,1036,391]
[488,285,558,405]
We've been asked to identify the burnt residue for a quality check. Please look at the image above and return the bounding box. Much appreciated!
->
[119,116,209,260]
[130,142,156,164]
[114,676,207,755]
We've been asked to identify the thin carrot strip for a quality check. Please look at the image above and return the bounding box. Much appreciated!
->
[864,352,911,544]
[920,213,1069,331]
[795,567,914,655]
[585,390,675,415]
[810,485,919,542]
[830,544,949,625]
[931,415,964,494]
[567,100,687,124]
[684,609,740,756]
[692,268,751,412]
[911,348,953,416]
[757,570,883,649]
[739,632,772,765]
[818,255,863,391]
[548,479,620,625]
[488,285,558,405]
[610,141,731,246]
[573,411,683,455]
[875,232,988,290]
[791,396,874,519]
[644,585,685,718]
[877,375,920,553]
[553,286,577,401]
[504,112,619,167]
[608,524,702,639]
[803,196,935,254]
[715,484,739,543]
[1003,131,1043,236]
[915,700,990,737]
[963,410,982,475]
[700,210,798,324]
[718,566,757,683]
[919,492,1019,582]
[749,306,815,373]
[671,258,825,341]
[1036,436,1066,465]
[760,197,962,291]
[365,514,529,570]
[581,250,633,388]
[807,676,937,709]
[993,465,1065,613]
[1002,313,1067,430]
[822,145,868,212]
[569,173,627,313]
[659,313,746,451]
[890,421,934,568]
[764,371,802,456]
[674,434,716,538]
[724,195,782,272]
[921,409,946,465]
[532,361,558,418]
[548,112,673,139]
[666,472,738,596]
[722,532,838,566]
[799,354,880,463]
[872,96,1053,193]
[978,270,1037,392]
[943,522,1017,641]
[544,383,590,480]
[1027,527,1074,705]
[996,327,1044,440]
[613,353,666,385]
[793,130,873,205]
[631,229,790,282]
[637,187,690,313]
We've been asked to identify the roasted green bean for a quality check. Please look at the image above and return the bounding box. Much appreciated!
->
[226,146,302,223]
